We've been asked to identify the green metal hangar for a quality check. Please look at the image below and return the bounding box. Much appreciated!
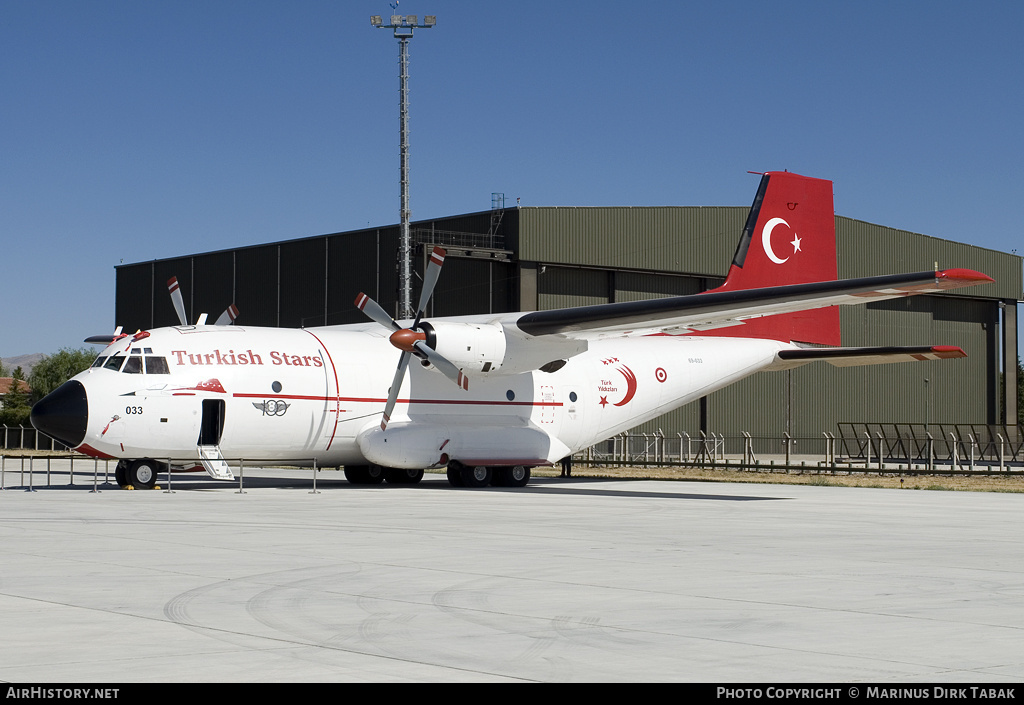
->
[115,204,1022,439]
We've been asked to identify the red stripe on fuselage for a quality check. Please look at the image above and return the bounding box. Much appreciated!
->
[231,393,561,407]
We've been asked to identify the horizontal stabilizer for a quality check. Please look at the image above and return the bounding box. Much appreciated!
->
[768,345,966,370]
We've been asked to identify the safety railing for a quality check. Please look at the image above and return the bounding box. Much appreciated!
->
[0,453,340,494]
[1,425,70,452]
[576,428,1024,475]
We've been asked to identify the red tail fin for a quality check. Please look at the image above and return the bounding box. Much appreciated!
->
[702,171,839,346]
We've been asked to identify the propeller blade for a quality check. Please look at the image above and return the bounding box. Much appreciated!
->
[214,304,239,326]
[381,351,411,430]
[362,247,454,426]
[415,247,447,317]
[413,340,469,391]
[355,292,401,332]
[167,277,188,326]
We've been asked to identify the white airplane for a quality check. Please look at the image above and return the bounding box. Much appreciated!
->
[31,171,992,489]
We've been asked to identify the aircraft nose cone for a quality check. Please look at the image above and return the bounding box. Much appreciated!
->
[31,380,88,448]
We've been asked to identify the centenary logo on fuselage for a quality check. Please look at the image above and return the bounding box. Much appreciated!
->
[252,400,291,416]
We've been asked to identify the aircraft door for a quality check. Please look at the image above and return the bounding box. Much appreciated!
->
[199,399,226,446]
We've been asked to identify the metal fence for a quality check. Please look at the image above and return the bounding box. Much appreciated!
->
[7,422,1024,476]
[0,454,334,493]
[575,424,1024,474]
[1,425,69,452]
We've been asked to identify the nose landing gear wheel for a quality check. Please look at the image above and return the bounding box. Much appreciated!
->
[115,461,129,488]
[128,459,160,489]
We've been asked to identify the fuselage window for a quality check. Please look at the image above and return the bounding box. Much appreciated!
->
[145,357,170,374]
[103,355,126,371]
[123,356,143,374]
[92,356,108,368]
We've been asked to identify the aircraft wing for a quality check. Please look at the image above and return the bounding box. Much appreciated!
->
[511,269,993,339]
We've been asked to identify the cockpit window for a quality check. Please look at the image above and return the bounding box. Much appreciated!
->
[103,355,126,371]
[145,357,170,374]
[97,351,170,374]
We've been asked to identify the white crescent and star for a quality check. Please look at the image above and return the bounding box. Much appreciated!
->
[761,217,803,264]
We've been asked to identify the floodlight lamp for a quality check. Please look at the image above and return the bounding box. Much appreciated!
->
[371,15,382,26]
[391,15,402,25]
[424,16,436,26]
[407,15,418,26]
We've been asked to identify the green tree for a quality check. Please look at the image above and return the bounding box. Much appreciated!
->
[28,347,97,401]
[1,366,31,425]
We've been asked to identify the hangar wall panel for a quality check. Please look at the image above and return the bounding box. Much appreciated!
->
[279,238,327,328]
[234,245,279,328]
[613,271,706,302]
[429,257,513,317]
[519,207,745,276]
[326,229,397,325]
[191,251,235,325]
[115,263,155,331]
[538,266,611,310]
[836,217,1020,300]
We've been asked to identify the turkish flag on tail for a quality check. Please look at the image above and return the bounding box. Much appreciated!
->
[700,171,840,346]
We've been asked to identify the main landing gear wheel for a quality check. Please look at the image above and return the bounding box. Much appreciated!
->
[460,465,492,488]
[494,465,531,488]
[128,458,160,489]
[344,465,385,485]
[446,466,465,487]
[384,468,424,485]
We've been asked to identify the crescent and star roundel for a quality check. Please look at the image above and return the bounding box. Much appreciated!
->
[597,362,638,407]
[761,217,803,265]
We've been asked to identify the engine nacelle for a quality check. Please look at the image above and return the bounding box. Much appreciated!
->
[420,321,507,373]
[417,320,589,376]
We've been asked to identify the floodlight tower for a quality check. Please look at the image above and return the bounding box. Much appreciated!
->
[371,12,436,320]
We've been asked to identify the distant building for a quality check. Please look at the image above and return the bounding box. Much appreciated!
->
[0,377,31,409]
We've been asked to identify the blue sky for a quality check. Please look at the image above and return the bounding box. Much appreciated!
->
[2,1,1022,357]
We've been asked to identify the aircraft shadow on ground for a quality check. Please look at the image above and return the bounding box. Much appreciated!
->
[7,474,786,502]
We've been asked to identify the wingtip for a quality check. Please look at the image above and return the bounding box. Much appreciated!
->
[936,268,994,284]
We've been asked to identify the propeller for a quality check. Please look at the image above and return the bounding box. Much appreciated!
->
[354,246,468,430]
[168,277,188,326]
[167,277,239,326]
[84,326,126,346]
